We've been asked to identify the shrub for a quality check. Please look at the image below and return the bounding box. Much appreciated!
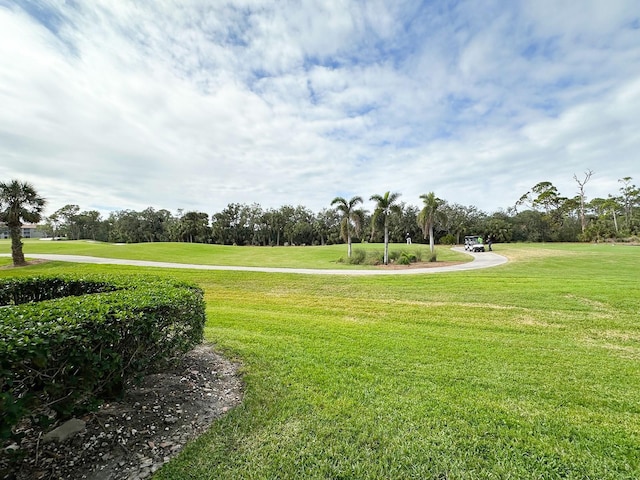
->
[617,235,640,244]
[440,234,456,245]
[337,249,367,265]
[388,250,402,262]
[347,249,367,265]
[366,250,384,265]
[0,275,205,440]
[0,277,116,305]
[398,252,417,265]
[338,248,428,266]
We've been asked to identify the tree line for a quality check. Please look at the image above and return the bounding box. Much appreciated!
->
[2,173,639,263]
[26,173,638,248]
[37,197,473,247]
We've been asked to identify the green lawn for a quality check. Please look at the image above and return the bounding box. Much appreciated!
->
[0,239,467,269]
[1,242,639,479]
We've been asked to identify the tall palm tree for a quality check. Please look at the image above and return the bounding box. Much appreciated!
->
[418,192,445,253]
[0,180,46,266]
[331,196,365,258]
[370,191,402,265]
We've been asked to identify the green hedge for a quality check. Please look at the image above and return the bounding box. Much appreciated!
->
[0,275,206,440]
[0,276,117,305]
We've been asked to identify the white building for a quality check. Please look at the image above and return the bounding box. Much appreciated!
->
[0,223,45,239]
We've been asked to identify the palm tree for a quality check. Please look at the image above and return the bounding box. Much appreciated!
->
[418,192,445,253]
[370,191,402,265]
[0,180,47,266]
[331,196,365,258]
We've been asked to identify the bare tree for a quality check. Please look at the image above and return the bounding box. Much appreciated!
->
[574,170,594,233]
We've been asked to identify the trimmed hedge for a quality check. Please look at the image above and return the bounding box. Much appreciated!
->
[0,275,206,440]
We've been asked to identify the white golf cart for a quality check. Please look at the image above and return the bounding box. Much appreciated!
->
[464,235,485,252]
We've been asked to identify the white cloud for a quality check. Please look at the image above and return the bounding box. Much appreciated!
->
[0,0,638,218]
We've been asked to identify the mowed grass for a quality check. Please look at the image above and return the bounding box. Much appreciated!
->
[1,242,639,478]
[1,239,467,269]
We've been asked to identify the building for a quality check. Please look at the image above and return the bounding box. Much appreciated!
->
[0,223,45,239]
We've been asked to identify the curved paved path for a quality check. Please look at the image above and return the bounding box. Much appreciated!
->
[3,247,507,275]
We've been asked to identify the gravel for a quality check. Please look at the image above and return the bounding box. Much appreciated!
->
[1,345,243,480]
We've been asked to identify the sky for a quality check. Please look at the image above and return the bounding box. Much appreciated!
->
[1,0,639,218]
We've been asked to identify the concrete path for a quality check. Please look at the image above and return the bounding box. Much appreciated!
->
[3,247,507,276]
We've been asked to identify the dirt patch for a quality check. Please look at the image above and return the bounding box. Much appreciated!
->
[1,345,243,480]
[0,259,48,269]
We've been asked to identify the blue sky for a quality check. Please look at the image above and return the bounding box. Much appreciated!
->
[1,0,639,217]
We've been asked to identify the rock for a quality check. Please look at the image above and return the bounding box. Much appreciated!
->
[4,443,19,452]
[42,418,86,443]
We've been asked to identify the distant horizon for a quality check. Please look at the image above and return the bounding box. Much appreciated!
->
[3,171,635,222]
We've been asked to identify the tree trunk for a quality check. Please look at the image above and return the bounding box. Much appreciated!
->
[347,233,352,258]
[383,227,389,265]
[10,225,26,266]
[429,224,435,253]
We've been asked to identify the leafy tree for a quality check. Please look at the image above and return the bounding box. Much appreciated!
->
[279,205,297,245]
[518,182,570,241]
[583,198,617,242]
[618,177,640,234]
[260,208,286,246]
[107,208,174,243]
[75,210,106,241]
[511,209,547,242]
[484,211,513,243]
[370,191,402,265]
[531,182,565,214]
[42,212,60,238]
[556,197,582,242]
[418,192,446,253]
[212,203,255,245]
[246,204,265,246]
[166,209,185,242]
[108,210,144,243]
[289,205,315,245]
[47,204,80,239]
[314,208,341,246]
[0,180,46,266]
[388,202,421,244]
[331,196,365,257]
[178,211,211,243]
[139,207,174,242]
[440,203,483,244]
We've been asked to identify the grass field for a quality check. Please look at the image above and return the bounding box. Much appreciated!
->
[1,241,639,479]
[0,239,468,269]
